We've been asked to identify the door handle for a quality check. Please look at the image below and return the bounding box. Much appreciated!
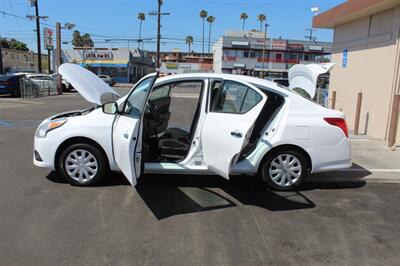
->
[123,132,129,139]
[230,131,242,138]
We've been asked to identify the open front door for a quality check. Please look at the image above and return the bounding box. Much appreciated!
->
[112,73,157,186]
[201,78,266,179]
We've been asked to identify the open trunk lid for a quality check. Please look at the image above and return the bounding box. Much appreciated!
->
[288,63,335,99]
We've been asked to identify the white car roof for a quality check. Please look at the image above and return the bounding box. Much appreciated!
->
[155,73,288,94]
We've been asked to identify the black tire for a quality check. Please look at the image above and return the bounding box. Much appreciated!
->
[58,143,108,186]
[261,150,307,191]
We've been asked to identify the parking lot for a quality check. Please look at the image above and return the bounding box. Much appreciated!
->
[1,89,400,265]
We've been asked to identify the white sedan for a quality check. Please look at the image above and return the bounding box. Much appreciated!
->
[33,63,351,191]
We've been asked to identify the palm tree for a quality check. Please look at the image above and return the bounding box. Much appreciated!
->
[257,14,266,32]
[240,13,248,31]
[207,16,215,53]
[199,9,208,54]
[137,12,145,49]
[185,36,194,53]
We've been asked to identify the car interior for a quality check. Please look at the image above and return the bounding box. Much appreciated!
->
[142,80,203,163]
[142,78,285,164]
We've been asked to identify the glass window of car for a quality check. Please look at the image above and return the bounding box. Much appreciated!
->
[149,84,171,100]
[122,77,154,118]
[211,80,262,114]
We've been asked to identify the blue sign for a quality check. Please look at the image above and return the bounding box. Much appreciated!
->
[342,48,348,68]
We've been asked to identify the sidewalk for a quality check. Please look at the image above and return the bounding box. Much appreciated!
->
[311,135,400,183]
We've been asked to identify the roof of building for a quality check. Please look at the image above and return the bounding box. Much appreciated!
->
[313,0,400,28]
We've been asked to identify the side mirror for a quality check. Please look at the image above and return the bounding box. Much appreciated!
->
[102,102,118,114]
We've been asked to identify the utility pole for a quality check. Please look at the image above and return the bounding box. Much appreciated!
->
[34,0,42,73]
[149,0,170,70]
[56,22,62,94]
[260,21,269,79]
[157,0,161,69]
[0,37,4,74]
[27,0,49,73]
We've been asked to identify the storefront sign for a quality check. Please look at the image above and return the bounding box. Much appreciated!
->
[272,40,287,50]
[231,41,249,47]
[165,63,178,69]
[308,45,323,51]
[43,27,54,50]
[83,51,113,60]
[179,63,191,69]
[288,43,303,50]
[251,39,267,48]
[233,63,245,68]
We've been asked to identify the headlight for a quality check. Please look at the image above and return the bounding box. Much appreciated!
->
[35,118,67,138]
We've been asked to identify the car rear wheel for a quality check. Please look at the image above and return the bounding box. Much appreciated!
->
[58,143,108,186]
[261,150,307,191]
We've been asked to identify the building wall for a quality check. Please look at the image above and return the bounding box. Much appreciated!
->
[329,5,400,141]
[2,48,48,73]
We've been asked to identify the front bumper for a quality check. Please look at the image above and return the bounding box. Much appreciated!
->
[33,135,59,170]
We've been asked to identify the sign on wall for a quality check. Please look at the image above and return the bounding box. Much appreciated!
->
[342,48,348,68]
[272,39,287,50]
[43,27,54,50]
[83,51,113,60]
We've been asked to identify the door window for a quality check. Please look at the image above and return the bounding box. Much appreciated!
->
[211,80,262,114]
[149,84,171,100]
[122,77,154,118]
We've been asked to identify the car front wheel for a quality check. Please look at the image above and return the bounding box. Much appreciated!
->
[261,150,307,191]
[58,143,108,186]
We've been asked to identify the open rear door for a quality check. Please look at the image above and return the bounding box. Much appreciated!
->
[112,73,157,186]
[201,78,266,179]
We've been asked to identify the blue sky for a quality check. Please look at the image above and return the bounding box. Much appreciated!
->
[0,0,344,52]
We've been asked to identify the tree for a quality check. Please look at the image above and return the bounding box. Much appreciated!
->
[0,38,29,51]
[199,9,208,54]
[137,12,145,49]
[206,16,215,53]
[257,14,266,32]
[240,13,248,31]
[185,35,193,53]
[72,30,94,48]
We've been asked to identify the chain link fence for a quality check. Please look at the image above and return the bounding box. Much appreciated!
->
[19,77,58,98]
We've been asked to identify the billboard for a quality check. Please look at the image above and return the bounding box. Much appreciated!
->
[43,27,54,50]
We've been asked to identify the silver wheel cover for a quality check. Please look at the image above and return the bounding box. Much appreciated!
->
[64,149,98,183]
[269,154,302,187]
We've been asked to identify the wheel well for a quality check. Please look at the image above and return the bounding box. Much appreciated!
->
[54,137,110,171]
[258,144,312,173]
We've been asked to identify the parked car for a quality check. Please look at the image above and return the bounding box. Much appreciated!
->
[50,73,74,92]
[97,75,115,86]
[0,74,24,97]
[25,74,57,95]
[33,63,351,191]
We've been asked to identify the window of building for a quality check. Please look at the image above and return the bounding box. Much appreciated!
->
[244,51,249,58]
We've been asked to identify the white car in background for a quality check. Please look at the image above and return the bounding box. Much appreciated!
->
[33,63,351,191]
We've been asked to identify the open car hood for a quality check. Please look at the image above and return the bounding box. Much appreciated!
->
[288,63,335,99]
[58,63,120,105]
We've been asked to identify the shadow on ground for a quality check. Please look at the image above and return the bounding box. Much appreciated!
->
[47,164,368,219]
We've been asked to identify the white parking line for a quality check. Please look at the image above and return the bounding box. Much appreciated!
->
[339,169,400,173]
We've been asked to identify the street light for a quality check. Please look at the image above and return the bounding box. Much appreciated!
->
[55,22,75,94]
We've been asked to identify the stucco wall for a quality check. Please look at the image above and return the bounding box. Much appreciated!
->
[329,5,400,141]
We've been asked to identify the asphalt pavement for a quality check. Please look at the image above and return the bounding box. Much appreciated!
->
[0,89,400,266]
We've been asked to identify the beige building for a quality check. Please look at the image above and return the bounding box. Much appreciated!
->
[314,0,400,146]
[1,48,48,73]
